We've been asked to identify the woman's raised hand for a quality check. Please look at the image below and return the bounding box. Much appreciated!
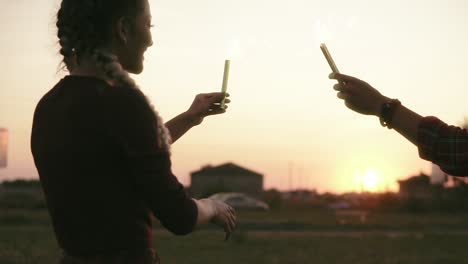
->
[186,93,231,126]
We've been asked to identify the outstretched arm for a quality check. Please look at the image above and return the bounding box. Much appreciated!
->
[329,73,422,145]
[329,73,468,176]
[165,93,230,143]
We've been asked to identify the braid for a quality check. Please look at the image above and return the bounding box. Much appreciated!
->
[56,0,172,151]
[92,49,172,151]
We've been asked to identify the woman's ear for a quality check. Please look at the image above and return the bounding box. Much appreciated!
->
[115,17,132,45]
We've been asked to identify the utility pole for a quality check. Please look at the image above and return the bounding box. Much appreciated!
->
[0,128,8,180]
[288,161,293,191]
[0,128,7,169]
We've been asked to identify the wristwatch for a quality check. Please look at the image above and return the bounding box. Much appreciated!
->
[379,99,401,129]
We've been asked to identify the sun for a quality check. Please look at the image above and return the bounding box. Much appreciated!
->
[361,169,380,192]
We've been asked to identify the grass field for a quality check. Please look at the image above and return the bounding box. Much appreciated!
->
[2,209,468,264]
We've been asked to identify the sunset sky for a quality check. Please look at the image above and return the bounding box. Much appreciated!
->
[1,0,468,193]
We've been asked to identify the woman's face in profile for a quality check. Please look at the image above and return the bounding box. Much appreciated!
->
[119,0,153,74]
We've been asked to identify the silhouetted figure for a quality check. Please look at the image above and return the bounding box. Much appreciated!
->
[330,72,468,176]
[31,1,236,263]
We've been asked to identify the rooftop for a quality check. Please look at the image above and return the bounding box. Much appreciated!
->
[191,162,263,177]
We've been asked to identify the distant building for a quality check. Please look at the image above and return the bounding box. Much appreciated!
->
[190,162,263,198]
[0,128,7,168]
[398,173,433,200]
[282,189,318,204]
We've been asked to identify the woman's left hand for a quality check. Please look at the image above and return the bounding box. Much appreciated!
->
[186,92,231,126]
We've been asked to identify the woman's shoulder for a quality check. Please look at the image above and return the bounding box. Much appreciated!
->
[38,75,112,102]
[36,75,151,117]
[105,82,151,112]
[59,75,148,105]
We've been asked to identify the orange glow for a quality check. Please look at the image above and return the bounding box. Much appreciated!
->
[359,169,384,192]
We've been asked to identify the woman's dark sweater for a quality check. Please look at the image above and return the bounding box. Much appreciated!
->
[31,76,198,257]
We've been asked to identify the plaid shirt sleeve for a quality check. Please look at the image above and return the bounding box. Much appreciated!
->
[418,116,468,176]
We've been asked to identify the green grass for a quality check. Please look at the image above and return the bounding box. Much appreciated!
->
[0,226,59,264]
[156,231,468,264]
[2,209,468,264]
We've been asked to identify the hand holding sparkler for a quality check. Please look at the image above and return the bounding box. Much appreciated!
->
[329,72,389,116]
[185,92,231,126]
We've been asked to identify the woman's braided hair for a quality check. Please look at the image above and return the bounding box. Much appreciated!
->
[56,0,172,150]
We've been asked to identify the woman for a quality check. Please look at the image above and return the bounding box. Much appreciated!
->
[31,0,236,263]
[330,72,468,176]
